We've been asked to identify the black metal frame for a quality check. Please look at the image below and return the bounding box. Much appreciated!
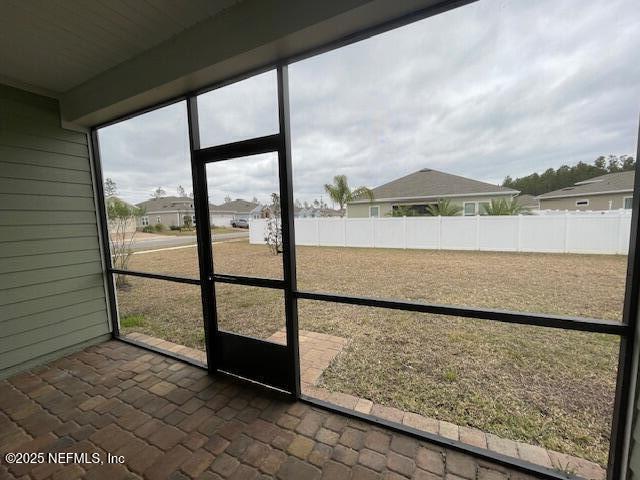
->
[87,2,640,478]
[185,65,301,394]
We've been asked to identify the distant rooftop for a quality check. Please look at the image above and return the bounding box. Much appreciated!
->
[135,196,194,212]
[537,170,635,199]
[210,198,259,214]
[350,168,518,202]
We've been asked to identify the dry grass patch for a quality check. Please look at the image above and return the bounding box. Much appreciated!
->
[117,240,626,465]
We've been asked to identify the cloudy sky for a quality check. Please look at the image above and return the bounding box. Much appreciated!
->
[98,0,640,207]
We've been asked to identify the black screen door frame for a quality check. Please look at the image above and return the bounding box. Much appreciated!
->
[187,65,300,395]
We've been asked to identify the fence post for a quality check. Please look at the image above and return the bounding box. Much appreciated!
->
[563,210,569,253]
[343,216,347,247]
[371,217,375,248]
[517,214,522,252]
[476,215,481,251]
[316,217,320,246]
[618,210,625,254]
[438,216,442,250]
[403,216,407,249]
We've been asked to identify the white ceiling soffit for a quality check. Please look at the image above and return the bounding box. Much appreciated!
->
[0,0,240,94]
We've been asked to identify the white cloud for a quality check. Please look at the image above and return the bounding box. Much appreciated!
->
[98,0,640,207]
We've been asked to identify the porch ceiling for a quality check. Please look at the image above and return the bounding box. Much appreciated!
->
[0,0,239,94]
[0,0,455,127]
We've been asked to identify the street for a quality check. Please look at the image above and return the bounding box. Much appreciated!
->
[129,231,248,251]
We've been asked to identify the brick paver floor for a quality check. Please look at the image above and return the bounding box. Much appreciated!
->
[120,331,605,480]
[0,340,543,480]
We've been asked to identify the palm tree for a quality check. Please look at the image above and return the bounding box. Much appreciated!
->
[323,175,374,216]
[482,198,529,215]
[387,205,417,217]
[426,199,462,216]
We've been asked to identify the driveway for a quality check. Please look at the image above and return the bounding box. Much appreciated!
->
[130,231,248,251]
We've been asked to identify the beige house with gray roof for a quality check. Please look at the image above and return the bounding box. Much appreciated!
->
[136,196,196,229]
[346,168,519,217]
[209,198,260,227]
[537,171,634,211]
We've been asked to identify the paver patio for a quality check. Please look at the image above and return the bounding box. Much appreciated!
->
[0,340,537,480]
[119,331,605,479]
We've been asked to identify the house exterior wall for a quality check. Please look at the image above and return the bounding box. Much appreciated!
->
[346,195,514,218]
[0,84,111,379]
[210,214,234,227]
[539,193,632,211]
[144,211,182,228]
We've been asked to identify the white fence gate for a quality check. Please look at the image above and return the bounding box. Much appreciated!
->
[249,211,631,255]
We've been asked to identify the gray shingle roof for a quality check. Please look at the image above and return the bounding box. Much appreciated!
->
[514,194,539,208]
[537,171,635,199]
[353,168,518,202]
[210,198,259,214]
[136,196,194,212]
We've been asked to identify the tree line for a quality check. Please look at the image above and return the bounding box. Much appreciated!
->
[502,155,635,196]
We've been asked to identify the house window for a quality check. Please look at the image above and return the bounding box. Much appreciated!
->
[575,199,589,207]
[141,216,149,226]
[369,206,380,218]
[624,197,633,209]
[478,202,490,215]
[156,216,161,223]
[463,202,476,216]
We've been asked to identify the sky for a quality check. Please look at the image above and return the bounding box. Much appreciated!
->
[98,0,640,207]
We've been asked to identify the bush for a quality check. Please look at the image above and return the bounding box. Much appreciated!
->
[154,223,165,232]
[169,225,180,231]
[142,226,154,233]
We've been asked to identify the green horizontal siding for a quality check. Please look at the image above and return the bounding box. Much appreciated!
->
[0,146,91,171]
[0,194,96,211]
[0,311,107,353]
[0,237,100,257]
[1,224,99,241]
[1,113,88,145]
[0,131,89,157]
[0,178,94,197]
[0,211,97,226]
[0,286,105,321]
[0,249,100,273]
[0,324,110,369]
[0,274,104,305]
[0,160,92,183]
[0,83,110,379]
[1,260,103,290]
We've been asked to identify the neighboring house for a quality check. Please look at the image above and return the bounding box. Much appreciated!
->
[105,196,138,234]
[136,196,196,228]
[296,207,343,218]
[346,168,519,217]
[209,198,259,226]
[514,194,539,211]
[537,171,634,211]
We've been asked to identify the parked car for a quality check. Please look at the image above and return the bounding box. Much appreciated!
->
[231,219,249,228]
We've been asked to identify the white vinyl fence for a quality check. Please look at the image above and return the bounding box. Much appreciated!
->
[249,211,631,255]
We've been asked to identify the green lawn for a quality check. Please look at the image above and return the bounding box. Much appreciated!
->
[115,240,626,465]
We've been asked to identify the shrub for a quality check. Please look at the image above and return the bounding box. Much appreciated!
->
[482,198,530,215]
[426,199,463,216]
[106,197,144,287]
[154,223,165,232]
[169,225,180,231]
[142,226,154,233]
